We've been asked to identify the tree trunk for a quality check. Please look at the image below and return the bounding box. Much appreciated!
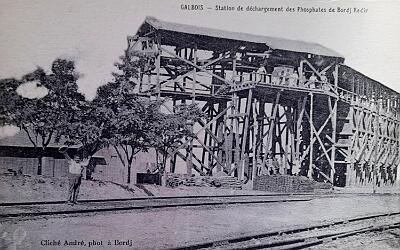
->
[162,154,167,173]
[127,163,131,184]
[37,149,44,175]
[155,149,159,169]
[127,155,135,184]
[162,153,168,187]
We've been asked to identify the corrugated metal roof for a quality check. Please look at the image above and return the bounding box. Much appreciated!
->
[143,16,344,59]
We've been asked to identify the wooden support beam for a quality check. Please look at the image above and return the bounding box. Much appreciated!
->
[192,153,210,172]
[308,93,314,178]
[301,58,323,78]
[156,37,161,99]
[239,89,253,180]
[263,92,281,163]
[232,54,241,177]
[304,112,335,170]
[197,120,222,144]
[313,165,333,184]
[161,47,232,86]
[329,97,337,183]
[252,99,259,183]
[152,52,230,93]
[174,151,206,176]
[224,112,231,172]
[194,136,226,172]
[186,121,193,176]
[215,102,226,173]
[371,115,379,192]
[294,97,307,175]
[170,104,232,155]
[192,45,197,102]
[321,62,335,74]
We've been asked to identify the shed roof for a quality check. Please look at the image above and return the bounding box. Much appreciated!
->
[0,129,79,148]
[139,16,344,59]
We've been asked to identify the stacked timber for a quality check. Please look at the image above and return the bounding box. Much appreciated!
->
[254,175,319,193]
[166,174,242,189]
[166,174,185,187]
[184,176,213,187]
[212,176,242,189]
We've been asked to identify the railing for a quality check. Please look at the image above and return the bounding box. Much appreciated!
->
[140,70,400,121]
[235,72,400,120]
[234,72,336,93]
[336,87,399,120]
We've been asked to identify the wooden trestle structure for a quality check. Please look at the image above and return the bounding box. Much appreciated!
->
[128,17,400,188]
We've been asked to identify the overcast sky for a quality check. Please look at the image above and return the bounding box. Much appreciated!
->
[1,0,399,99]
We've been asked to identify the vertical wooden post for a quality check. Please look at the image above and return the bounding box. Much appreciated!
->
[372,114,379,193]
[224,111,231,172]
[329,97,337,184]
[216,102,226,173]
[154,35,166,185]
[258,100,265,162]
[186,120,194,177]
[284,107,291,174]
[187,45,197,177]
[231,52,241,176]
[263,93,281,163]
[308,93,314,179]
[155,36,161,100]
[192,45,197,102]
[298,60,304,82]
[240,89,253,180]
[332,65,339,183]
[252,99,258,185]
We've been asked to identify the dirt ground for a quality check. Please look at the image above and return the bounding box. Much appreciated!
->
[0,175,275,203]
[0,175,144,202]
[137,182,273,197]
[1,174,399,204]
[1,195,399,249]
[334,186,400,194]
[309,228,400,249]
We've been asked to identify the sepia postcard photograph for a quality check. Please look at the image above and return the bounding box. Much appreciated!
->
[0,0,399,249]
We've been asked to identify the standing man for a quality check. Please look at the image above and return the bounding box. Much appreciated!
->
[308,73,317,89]
[320,72,330,91]
[289,70,299,87]
[298,72,307,87]
[59,146,90,204]
[256,64,267,83]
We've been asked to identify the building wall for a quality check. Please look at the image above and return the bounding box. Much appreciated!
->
[0,145,157,184]
[91,147,157,184]
[0,156,69,177]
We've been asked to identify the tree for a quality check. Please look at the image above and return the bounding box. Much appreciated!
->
[3,59,85,175]
[151,103,205,175]
[93,53,158,183]
[0,78,21,126]
[109,95,159,183]
[59,99,112,160]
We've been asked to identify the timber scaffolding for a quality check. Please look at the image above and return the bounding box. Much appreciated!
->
[127,16,400,188]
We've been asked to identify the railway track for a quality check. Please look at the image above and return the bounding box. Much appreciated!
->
[0,195,313,219]
[169,211,400,250]
[0,193,316,207]
[0,192,391,207]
